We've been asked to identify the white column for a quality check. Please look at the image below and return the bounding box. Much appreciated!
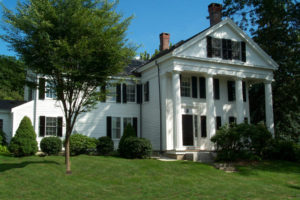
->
[206,74,215,138]
[172,71,183,150]
[265,81,275,136]
[235,78,244,124]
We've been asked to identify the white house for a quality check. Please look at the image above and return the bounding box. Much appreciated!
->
[0,3,278,160]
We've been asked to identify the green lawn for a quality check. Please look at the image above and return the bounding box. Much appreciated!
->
[0,155,299,200]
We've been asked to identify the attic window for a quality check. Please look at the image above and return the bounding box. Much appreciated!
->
[207,36,246,62]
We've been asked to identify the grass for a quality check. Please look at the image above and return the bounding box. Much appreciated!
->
[0,155,299,200]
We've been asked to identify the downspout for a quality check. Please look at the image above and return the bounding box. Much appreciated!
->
[155,60,163,152]
[139,84,142,138]
[33,74,38,132]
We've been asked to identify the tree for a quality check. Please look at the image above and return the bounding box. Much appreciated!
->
[0,55,25,100]
[222,0,300,142]
[2,0,135,173]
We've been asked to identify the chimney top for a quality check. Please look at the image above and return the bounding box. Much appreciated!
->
[159,33,170,51]
[208,3,222,26]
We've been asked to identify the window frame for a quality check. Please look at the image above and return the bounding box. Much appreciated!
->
[45,81,57,99]
[106,84,117,102]
[45,117,58,136]
[126,84,136,103]
[180,76,191,97]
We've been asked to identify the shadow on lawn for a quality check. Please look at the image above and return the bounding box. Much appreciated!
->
[236,161,300,176]
[0,160,60,173]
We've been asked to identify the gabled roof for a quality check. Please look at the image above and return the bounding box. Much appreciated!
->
[136,18,279,73]
[0,100,27,111]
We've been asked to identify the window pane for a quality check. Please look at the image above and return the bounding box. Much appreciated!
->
[212,38,221,58]
[126,85,136,102]
[180,76,191,97]
[107,84,116,102]
[46,117,57,136]
[46,82,57,99]
[112,117,121,139]
[123,117,132,130]
[232,41,241,60]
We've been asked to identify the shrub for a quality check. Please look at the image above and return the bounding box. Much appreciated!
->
[9,116,38,157]
[211,123,273,161]
[40,137,62,155]
[68,134,98,155]
[121,137,152,159]
[264,139,299,161]
[0,129,7,146]
[118,124,136,157]
[0,145,10,155]
[97,136,114,155]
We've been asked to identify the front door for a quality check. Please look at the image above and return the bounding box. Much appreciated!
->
[182,115,193,146]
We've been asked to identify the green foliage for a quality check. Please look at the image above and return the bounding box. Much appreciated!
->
[0,130,8,146]
[8,116,38,157]
[97,136,114,155]
[222,0,300,142]
[121,137,152,159]
[0,145,9,155]
[40,137,62,155]
[0,55,25,100]
[264,139,299,161]
[69,134,98,156]
[211,123,272,161]
[118,124,136,156]
[139,51,150,61]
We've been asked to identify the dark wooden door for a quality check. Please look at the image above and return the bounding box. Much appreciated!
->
[182,115,193,146]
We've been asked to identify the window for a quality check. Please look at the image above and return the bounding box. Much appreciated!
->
[211,38,222,58]
[213,78,220,100]
[232,41,241,60]
[112,117,121,139]
[0,119,3,131]
[126,85,136,102]
[144,82,149,102]
[229,116,236,126]
[207,36,246,62]
[227,81,236,101]
[46,117,57,136]
[123,117,133,129]
[180,76,191,97]
[216,116,222,130]
[107,84,116,102]
[201,116,207,138]
[46,81,57,99]
[244,117,249,124]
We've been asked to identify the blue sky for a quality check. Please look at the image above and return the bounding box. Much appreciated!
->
[0,0,223,57]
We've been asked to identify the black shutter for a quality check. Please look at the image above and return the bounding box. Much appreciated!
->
[39,78,45,100]
[39,116,45,137]
[144,82,149,102]
[106,116,112,138]
[137,84,142,104]
[192,76,197,98]
[122,84,127,103]
[244,117,248,124]
[241,41,246,62]
[242,81,246,102]
[116,84,121,103]
[199,77,206,99]
[228,40,232,60]
[201,116,207,138]
[207,36,212,58]
[222,39,227,59]
[100,85,106,102]
[216,116,222,130]
[213,78,220,100]
[229,116,236,125]
[227,81,235,101]
[133,117,138,137]
[57,117,63,137]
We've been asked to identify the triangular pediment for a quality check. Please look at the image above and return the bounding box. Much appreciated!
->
[173,18,278,70]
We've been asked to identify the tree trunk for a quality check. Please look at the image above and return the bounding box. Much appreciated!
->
[65,137,72,174]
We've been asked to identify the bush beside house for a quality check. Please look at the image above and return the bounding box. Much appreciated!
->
[68,134,98,156]
[97,136,114,155]
[122,137,152,159]
[8,116,38,157]
[40,137,62,155]
[0,129,7,146]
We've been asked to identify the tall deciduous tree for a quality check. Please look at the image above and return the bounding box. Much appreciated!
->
[2,0,135,173]
[222,0,300,141]
[0,55,25,100]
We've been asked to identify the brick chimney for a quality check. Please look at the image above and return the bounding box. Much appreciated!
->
[208,3,222,26]
[159,33,170,51]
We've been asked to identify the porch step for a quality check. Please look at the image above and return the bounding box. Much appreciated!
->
[163,151,216,163]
